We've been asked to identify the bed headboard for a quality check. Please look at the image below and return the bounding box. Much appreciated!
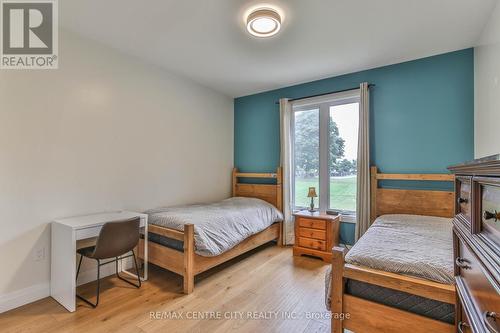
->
[232,167,283,212]
[370,166,455,222]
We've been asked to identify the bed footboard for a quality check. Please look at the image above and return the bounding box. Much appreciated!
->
[138,222,282,294]
[137,224,196,294]
[331,247,346,333]
[329,247,456,333]
[183,224,195,294]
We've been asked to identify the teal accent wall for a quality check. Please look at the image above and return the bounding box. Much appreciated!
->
[234,49,474,245]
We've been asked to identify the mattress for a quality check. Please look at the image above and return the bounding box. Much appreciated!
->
[346,278,454,323]
[147,233,183,252]
[145,197,283,257]
[323,270,455,324]
[345,214,454,284]
[146,232,281,253]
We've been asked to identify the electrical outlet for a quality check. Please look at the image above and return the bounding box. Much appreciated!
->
[34,247,46,262]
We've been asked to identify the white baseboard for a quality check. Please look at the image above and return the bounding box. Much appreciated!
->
[0,259,134,313]
[0,282,50,314]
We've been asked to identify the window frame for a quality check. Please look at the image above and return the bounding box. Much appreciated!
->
[291,90,360,221]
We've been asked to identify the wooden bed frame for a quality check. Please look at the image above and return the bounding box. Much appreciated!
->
[331,166,456,333]
[137,167,283,294]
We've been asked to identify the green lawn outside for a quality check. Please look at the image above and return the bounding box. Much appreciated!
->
[295,176,357,212]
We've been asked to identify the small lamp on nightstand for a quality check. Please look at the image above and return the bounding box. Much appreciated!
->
[307,187,318,212]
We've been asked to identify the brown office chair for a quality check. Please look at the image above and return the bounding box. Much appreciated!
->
[76,217,142,308]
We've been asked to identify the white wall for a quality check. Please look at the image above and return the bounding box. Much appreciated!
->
[0,30,233,310]
[475,1,500,158]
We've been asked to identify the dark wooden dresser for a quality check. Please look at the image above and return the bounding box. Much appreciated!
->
[449,156,500,333]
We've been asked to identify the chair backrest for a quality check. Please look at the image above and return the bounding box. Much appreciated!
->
[91,217,140,259]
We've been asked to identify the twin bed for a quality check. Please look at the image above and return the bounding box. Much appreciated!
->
[137,168,284,294]
[328,167,457,333]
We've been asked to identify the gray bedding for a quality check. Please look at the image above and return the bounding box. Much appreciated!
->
[145,197,283,257]
[325,214,454,311]
[345,214,454,284]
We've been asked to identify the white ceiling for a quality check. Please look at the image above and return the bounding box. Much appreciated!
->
[60,0,498,97]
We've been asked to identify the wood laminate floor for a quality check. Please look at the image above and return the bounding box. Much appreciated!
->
[0,244,332,333]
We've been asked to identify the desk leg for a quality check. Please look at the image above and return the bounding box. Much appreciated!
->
[50,223,76,312]
[144,220,148,280]
[121,217,148,281]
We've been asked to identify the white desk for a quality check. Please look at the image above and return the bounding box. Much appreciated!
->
[51,211,148,312]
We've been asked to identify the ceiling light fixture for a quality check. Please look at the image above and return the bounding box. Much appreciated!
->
[246,7,282,37]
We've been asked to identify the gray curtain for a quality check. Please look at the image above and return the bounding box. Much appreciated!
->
[355,82,370,240]
[279,98,295,244]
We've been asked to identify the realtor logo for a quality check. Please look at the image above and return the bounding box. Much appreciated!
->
[1,0,58,69]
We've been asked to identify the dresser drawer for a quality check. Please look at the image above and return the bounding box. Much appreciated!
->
[297,218,326,230]
[456,176,472,226]
[456,238,500,332]
[473,177,500,247]
[298,227,326,240]
[298,237,326,251]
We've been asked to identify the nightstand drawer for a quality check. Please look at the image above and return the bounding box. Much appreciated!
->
[297,218,326,230]
[298,237,326,251]
[298,227,326,240]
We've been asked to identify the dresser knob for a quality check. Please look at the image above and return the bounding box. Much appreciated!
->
[483,311,499,333]
[458,321,469,333]
[455,257,471,269]
[483,210,500,222]
[457,197,468,205]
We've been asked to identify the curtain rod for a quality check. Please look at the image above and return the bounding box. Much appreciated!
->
[274,83,375,105]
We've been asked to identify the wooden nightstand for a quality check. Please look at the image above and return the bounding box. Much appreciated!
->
[292,210,340,262]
